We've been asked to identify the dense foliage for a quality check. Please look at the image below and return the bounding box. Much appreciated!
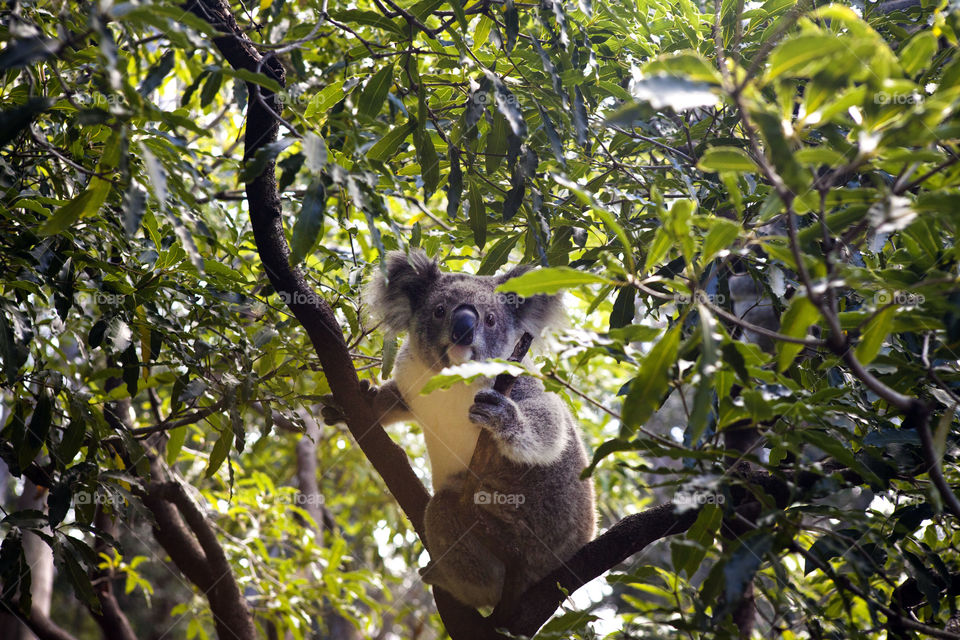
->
[2,0,960,638]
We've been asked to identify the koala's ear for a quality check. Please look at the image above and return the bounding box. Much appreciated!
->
[365,250,440,333]
[497,264,563,335]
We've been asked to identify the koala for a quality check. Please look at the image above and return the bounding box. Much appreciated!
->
[360,249,596,609]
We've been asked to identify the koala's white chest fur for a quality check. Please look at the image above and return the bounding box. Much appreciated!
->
[393,345,483,490]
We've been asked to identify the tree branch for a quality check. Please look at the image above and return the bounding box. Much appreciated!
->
[90,508,138,640]
[9,608,79,640]
[493,502,700,635]
[181,0,431,540]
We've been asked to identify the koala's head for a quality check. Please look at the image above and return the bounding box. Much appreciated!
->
[366,250,561,370]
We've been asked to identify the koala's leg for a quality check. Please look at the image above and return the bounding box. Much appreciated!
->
[321,379,412,426]
[422,488,505,608]
[468,385,569,466]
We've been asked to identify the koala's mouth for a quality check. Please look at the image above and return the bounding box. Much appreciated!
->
[443,344,474,367]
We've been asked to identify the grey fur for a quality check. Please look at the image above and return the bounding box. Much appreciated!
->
[365,249,596,608]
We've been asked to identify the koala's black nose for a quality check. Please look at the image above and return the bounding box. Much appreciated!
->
[450,305,478,345]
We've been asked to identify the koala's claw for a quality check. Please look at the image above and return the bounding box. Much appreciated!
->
[468,389,519,433]
[321,380,379,425]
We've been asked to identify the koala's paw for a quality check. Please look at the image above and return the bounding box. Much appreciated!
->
[468,389,520,435]
[320,380,378,425]
[419,560,448,587]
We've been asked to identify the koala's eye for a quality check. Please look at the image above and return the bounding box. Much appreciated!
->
[434,305,445,319]
[485,312,496,327]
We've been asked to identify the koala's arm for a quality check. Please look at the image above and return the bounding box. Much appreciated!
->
[373,379,413,425]
[322,379,412,426]
[468,377,570,466]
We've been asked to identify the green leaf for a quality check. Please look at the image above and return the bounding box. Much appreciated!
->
[688,304,717,444]
[899,31,937,76]
[0,37,59,69]
[682,503,722,577]
[58,418,85,464]
[593,204,636,274]
[47,483,71,528]
[502,168,524,222]
[701,218,740,264]
[39,177,111,236]
[331,10,405,36]
[21,393,52,469]
[644,52,721,84]
[139,50,176,96]
[415,128,440,196]
[220,67,283,93]
[358,64,394,118]
[629,76,718,111]
[622,325,680,432]
[767,34,848,81]
[415,84,440,196]
[468,179,487,249]
[854,306,895,365]
[487,73,527,139]
[422,360,527,393]
[199,70,223,108]
[554,174,637,274]
[752,110,807,195]
[698,146,754,172]
[724,533,772,605]
[486,111,508,174]
[166,426,187,465]
[205,429,233,478]
[239,138,295,183]
[381,336,398,379]
[304,80,346,120]
[446,144,463,219]
[63,552,101,613]
[581,436,646,478]
[776,296,819,372]
[609,286,635,330]
[0,97,54,148]
[477,234,520,275]
[289,179,327,265]
[367,119,416,162]
[537,104,566,166]
[645,227,672,273]
[572,86,588,146]
[497,267,610,296]
[794,147,848,167]
[503,0,519,52]
[448,0,468,30]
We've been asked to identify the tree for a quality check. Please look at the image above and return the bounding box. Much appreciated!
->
[2,0,960,638]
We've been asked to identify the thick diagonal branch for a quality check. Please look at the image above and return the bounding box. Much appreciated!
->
[181,0,430,539]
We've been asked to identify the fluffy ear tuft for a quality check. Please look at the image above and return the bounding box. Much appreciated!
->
[497,264,563,336]
[497,264,533,283]
[364,250,440,333]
